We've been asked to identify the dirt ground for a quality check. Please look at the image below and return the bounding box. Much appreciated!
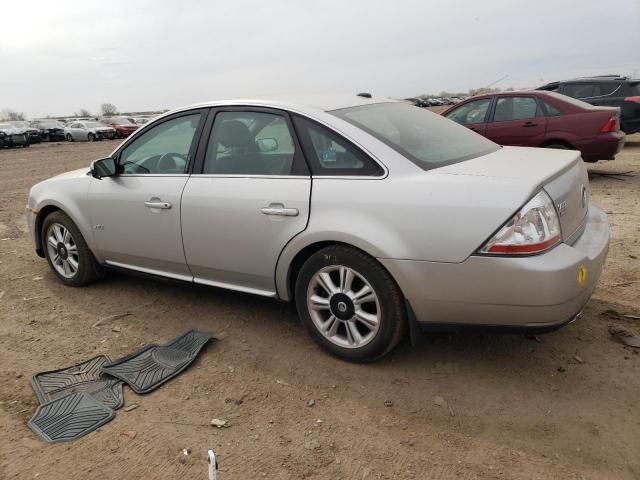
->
[0,133,638,480]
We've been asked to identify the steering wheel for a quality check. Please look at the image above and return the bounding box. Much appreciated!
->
[157,152,187,172]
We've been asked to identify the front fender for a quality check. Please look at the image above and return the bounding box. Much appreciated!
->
[29,174,98,259]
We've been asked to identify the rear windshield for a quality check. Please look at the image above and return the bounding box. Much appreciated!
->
[331,102,499,170]
[111,118,133,125]
[546,91,595,109]
[631,82,640,96]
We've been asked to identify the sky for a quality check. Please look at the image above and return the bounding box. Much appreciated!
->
[1,0,639,118]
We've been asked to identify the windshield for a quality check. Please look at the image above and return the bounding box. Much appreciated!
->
[0,123,13,129]
[631,82,640,96]
[331,102,499,170]
[85,121,103,128]
[40,122,64,128]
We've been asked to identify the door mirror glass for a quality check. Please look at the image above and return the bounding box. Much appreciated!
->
[256,137,278,152]
[90,157,117,179]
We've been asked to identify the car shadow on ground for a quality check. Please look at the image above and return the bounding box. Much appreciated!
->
[61,268,605,382]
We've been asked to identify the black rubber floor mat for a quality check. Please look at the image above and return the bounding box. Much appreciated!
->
[101,330,212,394]
[28,391,115,443]
[30,355,124,410]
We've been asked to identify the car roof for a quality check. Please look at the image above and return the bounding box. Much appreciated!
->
[184,94,395,114]
[547,76,639,84]
[458,90,555,101]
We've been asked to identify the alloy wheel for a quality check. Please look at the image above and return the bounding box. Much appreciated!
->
[306,265,380,349]
[46,222,80,279]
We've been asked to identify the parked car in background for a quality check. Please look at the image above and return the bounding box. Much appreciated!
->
[0,122,29,148]
[537,75,640,134]
[442,91,624,162]
[26,95,609,361]
[8,121,41,144]
[133,117,153,125]
[101,117,139,138]
[30,120,66,142]
[64,121,116,141]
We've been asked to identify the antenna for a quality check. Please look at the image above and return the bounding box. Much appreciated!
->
[486,75,509,88]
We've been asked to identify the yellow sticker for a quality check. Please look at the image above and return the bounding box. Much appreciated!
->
[577,265,588,286]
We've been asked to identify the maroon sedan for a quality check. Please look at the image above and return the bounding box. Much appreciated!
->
[442,91,625,162]
[102,117,139,139]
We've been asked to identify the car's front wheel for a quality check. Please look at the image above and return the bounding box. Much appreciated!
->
[66,134,73,142]
[42,211,100,287]
[295,245,406,362]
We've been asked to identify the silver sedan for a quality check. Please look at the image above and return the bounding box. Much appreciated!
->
[64,121,116,141]
[26,95,609,361]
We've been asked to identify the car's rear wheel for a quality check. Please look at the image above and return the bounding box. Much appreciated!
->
[42,211,100,287]
[66,134,73,142]
[295,245,406,362]
[544,143,569,150]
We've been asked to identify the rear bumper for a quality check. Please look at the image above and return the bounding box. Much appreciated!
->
[380,204,609,330]
[576,131,625,161]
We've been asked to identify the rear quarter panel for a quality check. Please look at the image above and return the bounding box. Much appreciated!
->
[275,171,536,300]
[545,110,613,146]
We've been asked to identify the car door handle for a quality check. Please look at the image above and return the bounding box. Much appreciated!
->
[261,205,299,217]
[144,201,172,209]
[522,122,538,128]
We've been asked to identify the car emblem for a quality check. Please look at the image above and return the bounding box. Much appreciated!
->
[337,302,348,313]
[581,184,587,208]
[556,200,568,217]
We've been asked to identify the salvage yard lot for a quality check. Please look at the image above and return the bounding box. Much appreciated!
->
[0,136,639,479]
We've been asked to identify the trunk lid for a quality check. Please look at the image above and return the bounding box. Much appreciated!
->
[437,146,589,242]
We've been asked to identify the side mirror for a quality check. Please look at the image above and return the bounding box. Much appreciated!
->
[90,157,118,179]
[256,138,278,152]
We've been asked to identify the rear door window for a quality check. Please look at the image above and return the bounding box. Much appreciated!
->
[293,116,383,176]
[539,100,562,117]
[203,111,301,175]
[563,83,596,99]
[597,83,622,97]
[492,97,539,122]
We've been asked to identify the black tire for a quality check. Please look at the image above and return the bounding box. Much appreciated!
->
[544,143,569,150]
[295,245,406,362]
[42,211,100,287]
[66,133,73,142]
[88,133,95,142]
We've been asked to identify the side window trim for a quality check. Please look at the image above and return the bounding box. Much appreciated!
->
[191,106,309,177]
[113,108,210,175]
[292,114,385,177]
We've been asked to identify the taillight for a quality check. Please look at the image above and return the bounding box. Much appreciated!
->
[600,115,618,133]
[478,190,561,256]
[624,96,640,103]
